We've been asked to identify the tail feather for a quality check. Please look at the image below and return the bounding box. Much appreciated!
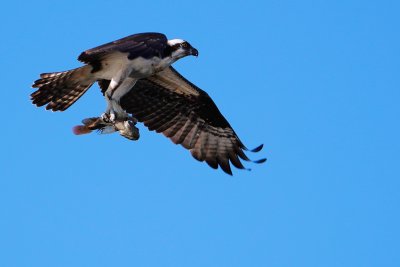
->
[31,65,95,111]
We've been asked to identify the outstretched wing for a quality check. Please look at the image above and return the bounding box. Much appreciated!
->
[118,67,266,175]
[78,32,168,71]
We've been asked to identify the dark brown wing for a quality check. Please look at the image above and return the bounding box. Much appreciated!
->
[78,32,168,71]
[119,67,266,175]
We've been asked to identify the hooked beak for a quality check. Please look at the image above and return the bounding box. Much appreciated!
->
[190,48,199,57]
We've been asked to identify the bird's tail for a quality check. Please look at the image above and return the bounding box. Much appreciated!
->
[31,65,95,111]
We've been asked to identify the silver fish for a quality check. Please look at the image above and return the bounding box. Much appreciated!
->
[73,116,139,140]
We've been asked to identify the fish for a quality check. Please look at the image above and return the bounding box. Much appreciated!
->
[72,116,139,140]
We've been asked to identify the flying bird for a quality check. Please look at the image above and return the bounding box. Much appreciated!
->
[31,32,266,175]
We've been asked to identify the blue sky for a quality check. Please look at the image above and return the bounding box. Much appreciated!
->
[1,0,399,266]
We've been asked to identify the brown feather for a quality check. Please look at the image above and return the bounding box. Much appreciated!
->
[119,67,266,174]
[31,65,94,111]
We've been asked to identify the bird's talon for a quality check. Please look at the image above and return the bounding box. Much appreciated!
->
[101,113,111,123]
[109,113,116,122]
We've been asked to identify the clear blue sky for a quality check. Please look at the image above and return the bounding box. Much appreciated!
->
[1,1,399,266]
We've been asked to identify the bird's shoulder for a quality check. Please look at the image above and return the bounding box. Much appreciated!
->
[78,32,168,64]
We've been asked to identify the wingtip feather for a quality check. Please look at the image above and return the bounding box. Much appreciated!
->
[254,158,267,164]
[250,144,264,152]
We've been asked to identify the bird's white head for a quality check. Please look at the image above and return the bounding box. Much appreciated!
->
[167,39,199,60]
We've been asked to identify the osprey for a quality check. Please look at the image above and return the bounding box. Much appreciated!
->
[31,32,266,175]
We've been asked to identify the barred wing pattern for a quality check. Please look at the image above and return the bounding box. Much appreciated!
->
[119,67,266,175]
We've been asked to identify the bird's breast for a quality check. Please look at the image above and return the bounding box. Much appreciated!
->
[96,53,175,80]
[127,56,173,78]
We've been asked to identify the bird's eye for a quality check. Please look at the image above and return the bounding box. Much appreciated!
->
[181,42,188,48]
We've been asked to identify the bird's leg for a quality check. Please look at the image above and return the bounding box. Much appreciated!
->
[101,96,128,123]
[102,75,135,123]
[100,72,138,139]
[101,94,114,122]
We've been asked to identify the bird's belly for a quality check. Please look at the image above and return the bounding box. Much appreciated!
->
[96,55,172,80]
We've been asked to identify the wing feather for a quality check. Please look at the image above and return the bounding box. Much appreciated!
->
[181,122,200,150]
[153,112,181,133]
[119,67,265,175]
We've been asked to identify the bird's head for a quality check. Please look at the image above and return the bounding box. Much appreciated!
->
[167,39,199,60]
